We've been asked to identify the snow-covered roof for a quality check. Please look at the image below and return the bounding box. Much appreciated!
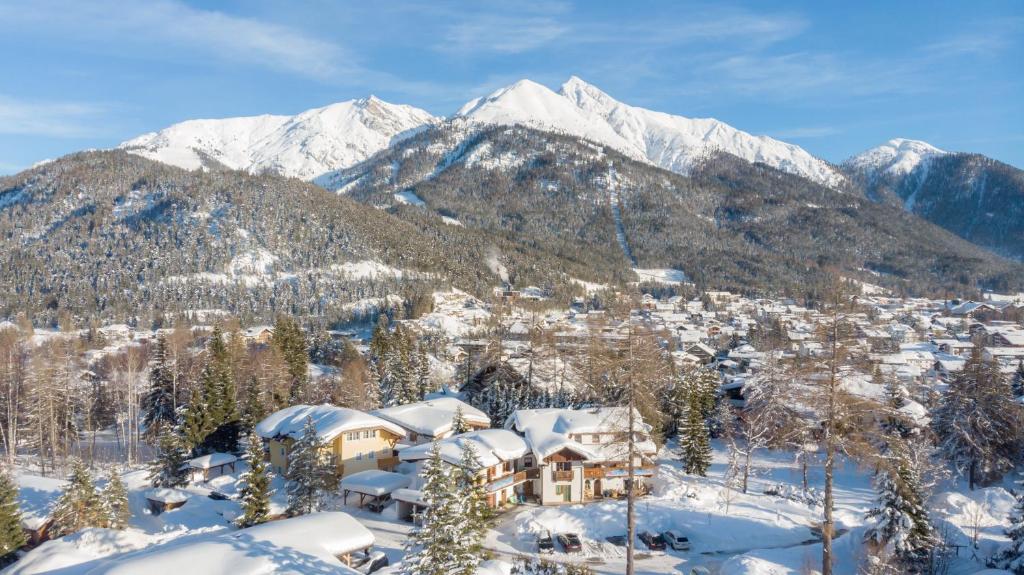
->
[339,470,411,496]
[505,407,656,462]
[392,488,426,506]
[255,404,405,442]
[372,397,489,437]
[87,512,369,575]
[188,452,237,470]
[144,488,189,504]
[399,429,529,468]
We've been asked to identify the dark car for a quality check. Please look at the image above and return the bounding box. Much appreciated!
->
[605,535,628,547]
[351,551,389,574]
[557,533,583,553]
[538,530,554,553]
[638,531,667,551]
[365,494,392,513]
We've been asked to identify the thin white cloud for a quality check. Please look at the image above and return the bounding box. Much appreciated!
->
[0,94,104,138]
[0,0,347,80]
[925,19,1023,57]
[438,15,569,54]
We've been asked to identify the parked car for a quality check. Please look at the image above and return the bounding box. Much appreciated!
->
[365,494,392,513]
[605,535,627,547]
[638,531,666,551]
[557,533,582,553]
[662,530,691,551]
[351,551,389,574]
[537,530,554,553]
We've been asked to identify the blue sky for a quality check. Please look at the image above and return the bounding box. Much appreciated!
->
[0,0,1021,174]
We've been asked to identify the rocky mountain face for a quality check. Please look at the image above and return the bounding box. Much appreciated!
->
[845,140,1024,259]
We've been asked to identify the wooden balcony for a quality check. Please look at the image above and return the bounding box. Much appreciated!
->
[583,467,605,479]
[525,468,540,479]
[376,456,400,470]
[551,469,574,482]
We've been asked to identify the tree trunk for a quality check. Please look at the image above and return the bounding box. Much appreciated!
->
[626,341,637,575]
[742,449,752,494]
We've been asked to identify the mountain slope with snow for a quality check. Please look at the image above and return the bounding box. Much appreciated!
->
[455,77,845,188]
[120,97,436,180]
[845,138,948,178]
[559,76,845,188]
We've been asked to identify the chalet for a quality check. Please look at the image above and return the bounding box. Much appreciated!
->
[242,325,274,345]
[399,429,531,510]
[685,342,716,365]
[372,397,490,445]
[187,453,238,483]
[256,404,405,478]
[505,407,657,505]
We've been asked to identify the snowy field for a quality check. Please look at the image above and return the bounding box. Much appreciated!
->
[5,440,1019,574]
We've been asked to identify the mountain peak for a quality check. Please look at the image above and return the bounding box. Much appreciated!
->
[847,138,948,177]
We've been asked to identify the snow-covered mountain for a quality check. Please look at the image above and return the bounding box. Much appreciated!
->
[456,77,846,188]
[845,138,948,178]
[120,96,436,180]
[121,77,846,187]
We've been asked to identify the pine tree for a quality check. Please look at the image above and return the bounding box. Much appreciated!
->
[179,383,211,453]
[0,469,26,563]
[238,432,271,527]
[864,439,934,568]
[1013,360,1024,398]
[273,316,308,403]
[285,416,332,516]
[680,391,712,476]
[451,406,469,435]
[102,470,130,530]
[142,335,177,440]
[932,347,1024,488]
[51,459,107,537]
[453,443,489,574]
[149,427,190,488]
[402,442,461,575]
[991,474,1024,574]
[415,343,431,400]
[881,375,911,438]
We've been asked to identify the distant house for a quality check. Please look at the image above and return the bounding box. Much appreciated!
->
[685,343,716,365]
[372,397,489,445]
[256,404,405,478]
[16,473,65,546]
[242,326,274,345]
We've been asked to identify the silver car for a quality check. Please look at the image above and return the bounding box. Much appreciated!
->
[662,530,691,551]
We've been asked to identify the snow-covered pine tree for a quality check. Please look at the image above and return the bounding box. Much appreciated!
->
[402,442,461,575]
[1013,360,1024,398]
[238,432,271,527]
[142,335,177,440]
[680,390,712,476]
[0,469,26,563]
[864,438,934,568]
[452,442,490,574]
[451,405,469,435]
[50,459,107,537]
[285,416,332,516]
[415,342,431,400]
[102,470,130,530]
[511,557,595,574]
[180,374,213,452]
[881,374,911,439]
[148,427,190,488]
[932,347,1024,488]
[991,475,1024,574]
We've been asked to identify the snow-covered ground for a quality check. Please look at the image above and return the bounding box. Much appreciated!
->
[7,440,1019,574]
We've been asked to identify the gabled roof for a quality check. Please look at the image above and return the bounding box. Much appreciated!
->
[372,397,489,437]
[505,407,656,462]
[255,404,405,442]
[398,429,528,468]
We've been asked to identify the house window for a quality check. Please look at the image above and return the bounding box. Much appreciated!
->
[524,456,534,468]
[369,451,376,460]
[280,447,285,456]
[356,452,363,460]
[591,434,601,443]
[555,461,572,472]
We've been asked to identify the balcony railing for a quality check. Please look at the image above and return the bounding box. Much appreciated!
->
[376,456,400,470]
[525,468,540,479]
[551,469,574,482]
